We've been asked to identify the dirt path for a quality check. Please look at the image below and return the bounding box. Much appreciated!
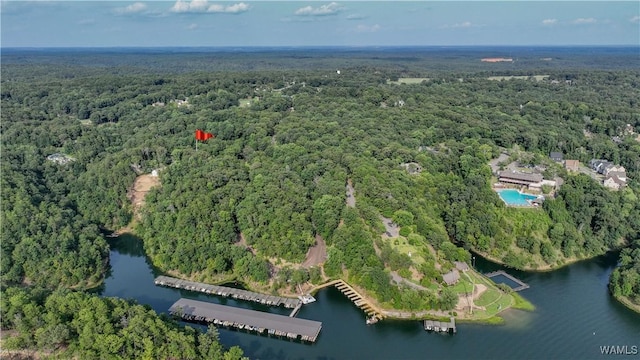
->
[236,232,256,255]
[390,271,429,291]
[456,283,488,312]
[302,234,327,268]
[380,215,399,237]
[114,173,160,235]
[128,174,161,216]
[346,179,356,208]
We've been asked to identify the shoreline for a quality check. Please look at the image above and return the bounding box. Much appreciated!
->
[613,293,640,314]
[154,270,532,325]
[471,249,606,273]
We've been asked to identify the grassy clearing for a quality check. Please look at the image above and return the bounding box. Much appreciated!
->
[238,97,257,108]
[487,75,549,81]
[512,292,536,311]
[451,277,474,294]
[79,119,92,126]
[388,236,426,265]
[475,287,501,306]
[387,77,430,85]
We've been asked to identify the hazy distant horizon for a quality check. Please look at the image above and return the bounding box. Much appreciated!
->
[2,44,639,51]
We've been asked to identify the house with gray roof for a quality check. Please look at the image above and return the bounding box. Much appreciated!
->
[549,152,563,162]
[443,269,460,286]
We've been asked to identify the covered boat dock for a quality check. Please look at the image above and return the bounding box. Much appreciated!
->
[169,298,322,342]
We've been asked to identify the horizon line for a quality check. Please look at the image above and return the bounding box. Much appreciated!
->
[3,44,639,50]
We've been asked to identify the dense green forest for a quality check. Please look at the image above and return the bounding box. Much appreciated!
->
[0,287,246,359]
[609,238,640,312]
[1,48,639,326]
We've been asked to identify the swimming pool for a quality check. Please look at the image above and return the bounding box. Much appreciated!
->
[496,189,538,206]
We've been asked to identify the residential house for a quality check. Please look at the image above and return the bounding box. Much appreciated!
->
[604,175,626,190]
[443,269,460,286]
[564,159,580,172]
[590,159,613,174]
[607,171,627,183]
[454,261,469,272]
[550,152,564,162]
[46,153,75,165]
[603,165,625,176]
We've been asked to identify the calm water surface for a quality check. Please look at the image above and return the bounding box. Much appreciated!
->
[98,234,640,360]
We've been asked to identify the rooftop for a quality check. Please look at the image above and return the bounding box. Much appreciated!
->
[169,298,322,340]
[443,269,460,285]
[498,171,543,183]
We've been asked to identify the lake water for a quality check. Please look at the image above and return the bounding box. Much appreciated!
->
[98,234,640,359]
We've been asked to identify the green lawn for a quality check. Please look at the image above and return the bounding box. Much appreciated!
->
[451,278,474,294]
[388,237,426,265]
[475,287,502,306]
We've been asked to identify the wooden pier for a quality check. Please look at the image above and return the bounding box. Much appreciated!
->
[289,302,304,318]
[317,279,384,322]
[155,276,301,308]
[169,298,322,342]
[423,317,457,334]
[485,270,530,291]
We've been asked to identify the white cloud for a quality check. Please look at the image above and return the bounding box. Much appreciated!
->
[346,13,366,20]
[631,15,640,23]
[572,17,597,25]
[170,0,249,14]
[295,2,342,16]
[355,24,380,33]
[114,2,147,15]
[542,18,557,26]
[171,0,208,13]
[188,23,198,30]
[453,21,472,28]
[208,2,249,13]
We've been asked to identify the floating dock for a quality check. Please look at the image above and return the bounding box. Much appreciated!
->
[169,298,322,342]
[485,270,530,291]
[155,276,301,308]
[423,317,457,334]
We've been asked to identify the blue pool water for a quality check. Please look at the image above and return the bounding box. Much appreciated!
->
[496,189,538,206]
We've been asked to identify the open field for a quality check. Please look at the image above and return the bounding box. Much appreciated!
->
[487,75,549,81]
[387,77,430,85]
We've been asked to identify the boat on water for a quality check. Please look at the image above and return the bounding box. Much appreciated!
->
[366,316,379,325]
[298,294,316,304]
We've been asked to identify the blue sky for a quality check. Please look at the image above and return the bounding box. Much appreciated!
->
[1,1,639,47]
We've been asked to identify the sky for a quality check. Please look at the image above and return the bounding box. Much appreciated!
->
[1,1,639,47]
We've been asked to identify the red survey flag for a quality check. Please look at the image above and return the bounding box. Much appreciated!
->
[195,129,205,141]
[195,129,215,141]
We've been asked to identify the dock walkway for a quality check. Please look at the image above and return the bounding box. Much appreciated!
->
[170,298,322,342]
[485,270,530,291]
[314,279,384,322]
[155,276,301,308]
